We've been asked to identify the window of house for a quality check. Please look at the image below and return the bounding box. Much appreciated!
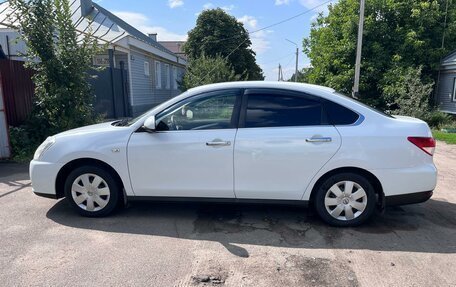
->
[244,93,323,128]
[144,61,150,76]
[165,64,170,89]
[452,78,456,102]
[155,61,161,89]
[173,66,178,90]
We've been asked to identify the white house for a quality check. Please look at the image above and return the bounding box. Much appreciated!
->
[0,0,187,117]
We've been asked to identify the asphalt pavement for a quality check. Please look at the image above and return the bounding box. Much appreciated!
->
[0,142,455,286]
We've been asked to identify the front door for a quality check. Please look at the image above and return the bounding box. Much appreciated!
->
[234,89,341,200]
[127,89,241,198]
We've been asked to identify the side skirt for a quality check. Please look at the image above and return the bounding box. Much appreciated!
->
[127,196,309,206]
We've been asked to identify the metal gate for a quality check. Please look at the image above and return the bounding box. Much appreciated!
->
[0,77,10,158]
[88,65,130,119]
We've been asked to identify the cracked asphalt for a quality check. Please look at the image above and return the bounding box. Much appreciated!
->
[1,142,455,286]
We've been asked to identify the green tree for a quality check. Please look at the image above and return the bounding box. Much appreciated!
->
[184,8,264,80]
[287,67,313,82]
[303,0,456,108]
[9,0,100,159]
[179,54,241,91]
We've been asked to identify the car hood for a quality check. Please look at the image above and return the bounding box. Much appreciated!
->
[54,121,121,138]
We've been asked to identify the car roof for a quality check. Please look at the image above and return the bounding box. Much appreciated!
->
[187,81,336,96]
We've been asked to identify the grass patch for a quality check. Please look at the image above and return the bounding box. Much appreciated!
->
[433,130,456,145]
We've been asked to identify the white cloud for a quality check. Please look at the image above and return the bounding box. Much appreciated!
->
[237,15,258,29]
[201,3,235,11]
[113,11,187,41]
[203,2,214,9]
[275,0,290,5]
[220,4,235,11]
[196,3,236,17]
[168,0,184,8]
[237,15,271,54]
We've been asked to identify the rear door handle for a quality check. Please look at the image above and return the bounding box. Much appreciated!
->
[206,140,231,146]
[306,137,332,143]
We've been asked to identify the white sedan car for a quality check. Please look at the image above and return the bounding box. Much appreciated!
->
[30,82,437,226]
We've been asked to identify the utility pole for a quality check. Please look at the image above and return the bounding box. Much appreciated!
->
[278,64,281,81]
[294,46,299,82]
[286,39,299,82]
[353,0,365,98]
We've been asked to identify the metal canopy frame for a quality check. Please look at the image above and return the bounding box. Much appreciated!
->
[0,1,127,46]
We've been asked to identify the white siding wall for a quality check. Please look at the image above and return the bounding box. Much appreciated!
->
[0,30,27,61]
[130,51,154,108]
[129,49,185,115]
[437,71,456,114]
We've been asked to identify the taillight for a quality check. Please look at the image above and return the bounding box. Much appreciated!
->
[407,137,436,156]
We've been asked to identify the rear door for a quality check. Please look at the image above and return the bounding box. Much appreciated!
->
[234,89,341,200]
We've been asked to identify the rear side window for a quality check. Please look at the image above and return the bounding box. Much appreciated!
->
[244,93,323,128]
[324,100,359,125]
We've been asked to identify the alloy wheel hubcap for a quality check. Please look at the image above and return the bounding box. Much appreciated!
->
[324,180,367,221]
[71,173,110,212]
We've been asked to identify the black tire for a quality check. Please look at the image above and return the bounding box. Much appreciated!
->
[314,172,377,227]
[64,165,120,217]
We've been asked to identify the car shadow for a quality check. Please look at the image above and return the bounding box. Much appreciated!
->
[46,198,456,257]
[0,163,31,198]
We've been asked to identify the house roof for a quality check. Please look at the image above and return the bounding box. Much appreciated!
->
[0,0,185,63]
[442,50,456,64]
[90,2,176,56]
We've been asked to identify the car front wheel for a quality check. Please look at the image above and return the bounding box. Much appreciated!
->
[314,172,377,227]
[64,165,120,217]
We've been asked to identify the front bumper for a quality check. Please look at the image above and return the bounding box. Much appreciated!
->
[29,160,63,199]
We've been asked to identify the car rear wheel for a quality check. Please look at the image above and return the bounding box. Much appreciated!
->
[314,172,376,227]
[64,165,120,217]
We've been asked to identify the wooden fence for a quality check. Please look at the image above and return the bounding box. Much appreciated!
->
[0,59,34,127]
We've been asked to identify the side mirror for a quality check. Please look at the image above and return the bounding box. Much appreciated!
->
[143,116,156,132]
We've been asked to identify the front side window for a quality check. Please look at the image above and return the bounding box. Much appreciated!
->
[156,90,239,131]
[244,93,323,128]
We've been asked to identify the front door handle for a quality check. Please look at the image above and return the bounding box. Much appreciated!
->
[306,137,332,143]
[206,140,231,147]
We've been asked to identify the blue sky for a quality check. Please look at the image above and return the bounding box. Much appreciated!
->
[97,0,334,80]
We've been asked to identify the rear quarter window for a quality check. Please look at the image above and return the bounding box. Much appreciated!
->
[323,100,360,125]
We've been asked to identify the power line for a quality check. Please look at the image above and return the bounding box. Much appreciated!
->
[198,0,335,84]
[257,52,295,66]
[206,0,334,44]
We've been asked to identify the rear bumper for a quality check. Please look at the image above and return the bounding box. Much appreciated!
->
[385,190,433,206]
[29,160,63,199]
[370,164,437,197]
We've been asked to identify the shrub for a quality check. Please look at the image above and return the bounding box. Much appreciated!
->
[9,0,101,160]
[382,66,449,128]
[8,126,41,162]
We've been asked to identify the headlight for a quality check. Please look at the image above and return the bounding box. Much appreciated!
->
[33,136,56,160]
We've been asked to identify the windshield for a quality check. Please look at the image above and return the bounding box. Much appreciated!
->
[111,114,144,127]
[112,92,189,127]
[334,92,393,118]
